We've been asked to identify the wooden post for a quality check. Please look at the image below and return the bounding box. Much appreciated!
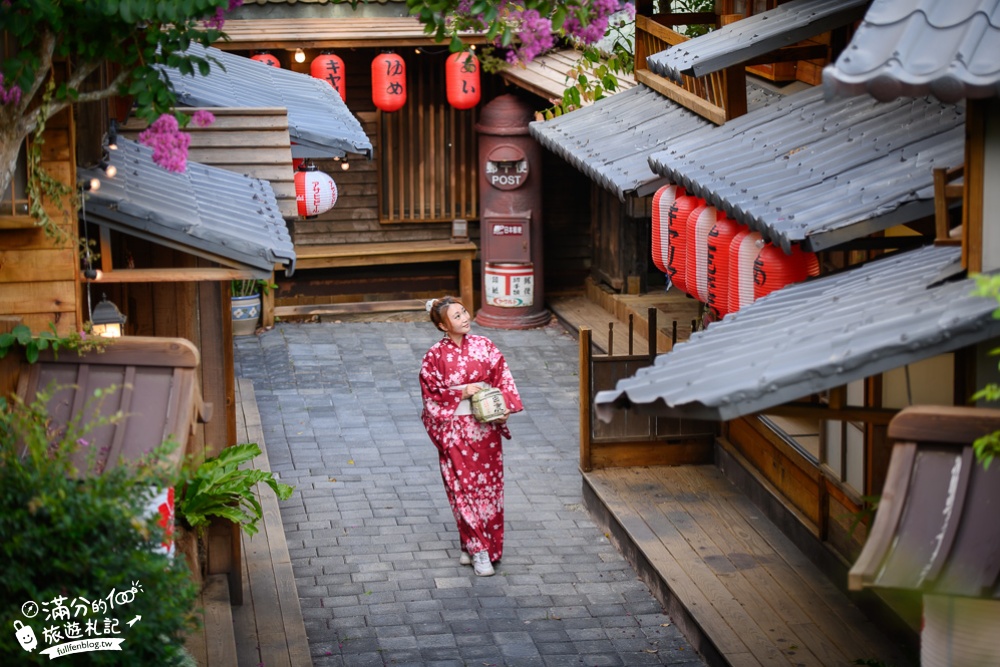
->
[647,307,657,362]
[580,327,593,473]
[459,256,474,316]
[261,270,276,329]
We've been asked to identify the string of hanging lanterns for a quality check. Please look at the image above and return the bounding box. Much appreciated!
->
[253,47,481,113]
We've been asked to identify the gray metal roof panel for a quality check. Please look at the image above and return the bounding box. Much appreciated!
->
[647,0,869,82]
[529,83,777,201]
[160,44,372,158]
[80,138,295,275]
[594,245,1000,422]
[647,86,964,252]
[823,0,1000,102]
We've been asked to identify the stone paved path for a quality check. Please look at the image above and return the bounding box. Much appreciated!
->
[235,320,705,667]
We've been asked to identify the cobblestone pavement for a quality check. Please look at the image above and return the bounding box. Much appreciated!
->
[235,320,706,667]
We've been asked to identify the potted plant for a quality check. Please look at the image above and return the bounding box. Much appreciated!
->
[174,442,294,580]
[230,279,274,336]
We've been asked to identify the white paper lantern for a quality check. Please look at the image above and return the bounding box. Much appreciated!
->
[294,164,338,217]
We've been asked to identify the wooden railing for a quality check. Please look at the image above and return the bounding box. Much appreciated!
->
[579,307,717,471]
[634,15,746,125]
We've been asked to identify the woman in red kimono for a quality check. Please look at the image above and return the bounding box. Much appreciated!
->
[420,296,523,577]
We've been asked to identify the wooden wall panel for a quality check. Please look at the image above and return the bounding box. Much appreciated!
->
[0,106,81,336]
[727,416,822,527]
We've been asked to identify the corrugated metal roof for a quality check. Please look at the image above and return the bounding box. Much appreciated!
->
[647,0,868,82]
[594,245,1000,423]
[79,138,295,277]
[529,82,776,201]
[159,44,372,158]
[648,86,965,252]
[823,0,1000,102]
[850,406,1000,599]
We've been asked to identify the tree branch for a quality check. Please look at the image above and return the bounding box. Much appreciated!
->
[75,68,130,104]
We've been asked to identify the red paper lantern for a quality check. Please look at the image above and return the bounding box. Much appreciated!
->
[311,52,347,102]
[251,52,281,68]
[446,52,481,110]
[684,203,724,303]
[792,244,820,277]
[706,216,743,319]
[728,230,763,314]
[754,243,811,300]
[372,52,406,112]
[294,164,338,218]
[666,195,702,296]
[652,184,685,274]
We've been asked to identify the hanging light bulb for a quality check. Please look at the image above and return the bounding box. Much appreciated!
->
[294,48,306,63]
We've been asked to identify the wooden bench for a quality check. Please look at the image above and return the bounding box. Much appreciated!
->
[267,239,477,323]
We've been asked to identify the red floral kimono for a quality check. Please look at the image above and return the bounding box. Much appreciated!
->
[420,333,522,562]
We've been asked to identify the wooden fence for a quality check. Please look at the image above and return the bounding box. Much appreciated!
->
[579,308,717,471]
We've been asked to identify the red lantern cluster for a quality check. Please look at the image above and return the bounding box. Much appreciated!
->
[652,185,685,274]
[753,243,818,300]
[372,52,406,112]
[666,194,702,295]
[251,52,281,68]
[446,52,481,110]
[311,52,347,102]
[706,215,743,318]
[294,163,338,218]
[728,230,763,314]
[685,203,724,303]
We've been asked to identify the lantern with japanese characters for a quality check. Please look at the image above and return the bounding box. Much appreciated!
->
[446,51,481,110]
[372,52,406,112]
[652,184,685,274]
[294,163,338,218]
[706,215,743,318]
[753,242,813,300]
[728,230,763,313]
[311,52,346,102]
[666,194,702,296]
[685,203,724,303]
[251,52,281,68]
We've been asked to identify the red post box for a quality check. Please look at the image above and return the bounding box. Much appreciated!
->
[475,94,549,329]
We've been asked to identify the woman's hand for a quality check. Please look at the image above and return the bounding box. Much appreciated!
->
[495,410,510,423]
[462,383,485,399]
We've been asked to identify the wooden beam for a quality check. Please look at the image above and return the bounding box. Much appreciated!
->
[887,405,1000,445]
[0,216,36,230]
[274,299,426,318]
[580,327,593,473]
[83,267,259,283]
[761,402,897,426]
[965,100,986,273]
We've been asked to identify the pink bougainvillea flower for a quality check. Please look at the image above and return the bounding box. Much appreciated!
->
[138,114,191,173]
[190,110,215,127]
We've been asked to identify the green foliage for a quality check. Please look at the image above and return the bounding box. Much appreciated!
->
[847,494,881,540]
[231,278,278,298]
[176,443,294,537]
[0,390,198,664]
[669,0,716,38]
[0,324,107,364]
[970,273,1000,469]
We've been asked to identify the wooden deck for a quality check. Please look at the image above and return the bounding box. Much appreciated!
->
[550,278,703,355]
[187,380,311,667]
[584,465,914,667]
